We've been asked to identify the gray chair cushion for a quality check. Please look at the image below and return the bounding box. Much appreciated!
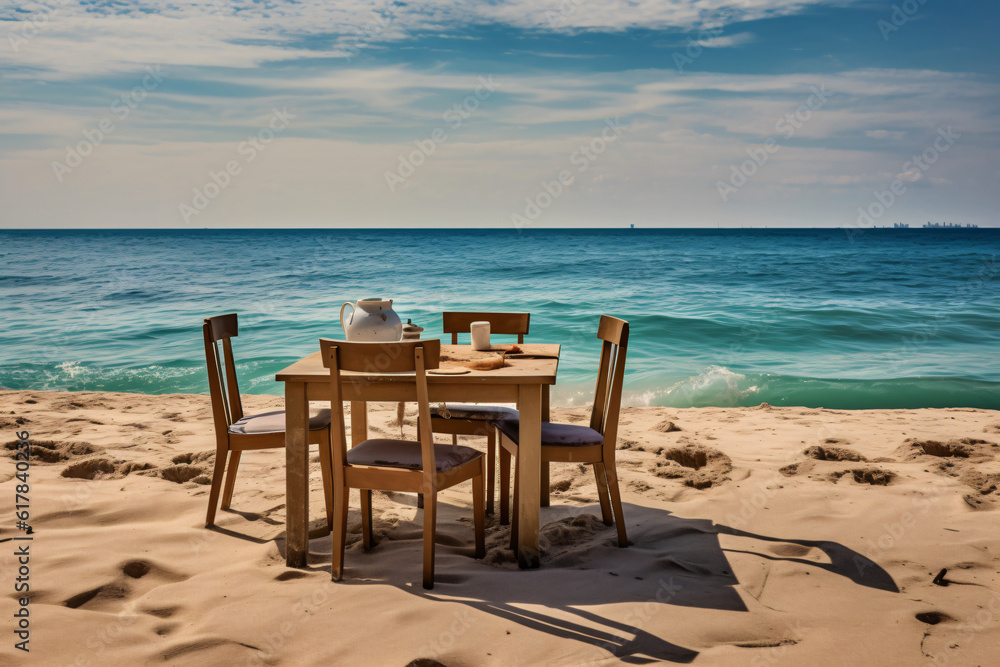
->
[497,417,604,447]
[347,439,483,471]
[229,406,331,435]
[430,403,518,421]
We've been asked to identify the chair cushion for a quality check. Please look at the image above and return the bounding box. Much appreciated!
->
[430,403,518,421]
[497,417,604,448]
[229,406,331,435]
[347,439,483,472]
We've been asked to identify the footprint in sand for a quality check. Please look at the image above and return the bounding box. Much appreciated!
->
[627,480,653,493]
[171,452,213,465]
[900,438,999,509]
[61,458,156,480]
[837,468,896,486]
[62,458,120,480]
[916,611,952,625]
[655,442,733,490]
[917,440,974,458]
[63,583,129,610]
[159,465,208,484]
[141,606,180,619]
[781,446,895,488]
[901,437,994,460]
[654,420,682,433]
[5,439,98,463]
[550,478,572,493]
[804,444,867,462]
[64,559,187,612]
[123,560,151,578]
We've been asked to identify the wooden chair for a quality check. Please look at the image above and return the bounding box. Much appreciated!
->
[428,312,530,515]
[203,314,334,528]
[499,315,630,553]
[321,338,486,589]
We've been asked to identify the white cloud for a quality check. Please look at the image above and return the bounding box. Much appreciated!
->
[0,0,865,76]
[696,32,755,48]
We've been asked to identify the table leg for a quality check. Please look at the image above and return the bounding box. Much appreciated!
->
[350,400,368,447]
[540,385,551,508]
[517,384,542,569]
[285,381,309,568]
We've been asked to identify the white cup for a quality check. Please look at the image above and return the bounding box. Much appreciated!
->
[470,321,491,350]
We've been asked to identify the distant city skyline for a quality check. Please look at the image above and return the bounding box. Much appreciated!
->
[1,0,997,229]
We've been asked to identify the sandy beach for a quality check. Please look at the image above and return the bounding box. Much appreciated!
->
[2,389,999,665]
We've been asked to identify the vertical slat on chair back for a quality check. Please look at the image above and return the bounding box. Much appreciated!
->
[412,346,437,495]
[589,340,613,434]
[589,317,629,455]
[203,321,230,432]
[203,313,243,429]
[320,340,350,471]
[220,337,244,423]
[442,312,530,344]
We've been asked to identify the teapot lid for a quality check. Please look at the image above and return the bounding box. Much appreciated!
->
[402,318,423,333]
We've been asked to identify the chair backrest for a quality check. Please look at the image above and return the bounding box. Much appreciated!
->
[203,313,244,431]
[441,312,530,344]
[589,316,629,458]
[320,339,442,487]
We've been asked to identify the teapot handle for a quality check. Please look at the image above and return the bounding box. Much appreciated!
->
[340,302,355,335]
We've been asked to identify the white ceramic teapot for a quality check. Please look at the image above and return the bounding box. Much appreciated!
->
[340,298,403,341]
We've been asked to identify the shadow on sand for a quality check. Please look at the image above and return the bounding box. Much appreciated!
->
[266,499,897,663]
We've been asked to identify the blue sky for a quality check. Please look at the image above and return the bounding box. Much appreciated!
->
[0,0,997,228]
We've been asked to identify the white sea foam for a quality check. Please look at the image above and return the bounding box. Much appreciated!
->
[620,366,764,408]
[56,360,85,378]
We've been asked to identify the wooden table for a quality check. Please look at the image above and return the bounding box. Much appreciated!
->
[276,343,559,570]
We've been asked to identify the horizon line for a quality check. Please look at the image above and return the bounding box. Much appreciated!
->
[2,225,997,232]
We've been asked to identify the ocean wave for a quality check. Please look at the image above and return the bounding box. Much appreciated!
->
[0,362,207,394]
[625,367,1000,410]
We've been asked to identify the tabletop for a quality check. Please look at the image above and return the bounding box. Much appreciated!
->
[275,343,560,384]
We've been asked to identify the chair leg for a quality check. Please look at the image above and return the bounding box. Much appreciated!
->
[317,436,334,531]
[472,458,486,559]
[499,444,511,525]
[205,446,229,526]
[605,462,628,548]
[593,462,614,526]
[486,428,496,515]
[541,461,551,508]
[360,489,374,551]
[422,491,437,590]
[509,463,520,553]
[331,485,349,581]
[220,449,242,510]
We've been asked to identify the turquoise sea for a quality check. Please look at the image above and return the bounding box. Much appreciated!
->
[1,228,998,409]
